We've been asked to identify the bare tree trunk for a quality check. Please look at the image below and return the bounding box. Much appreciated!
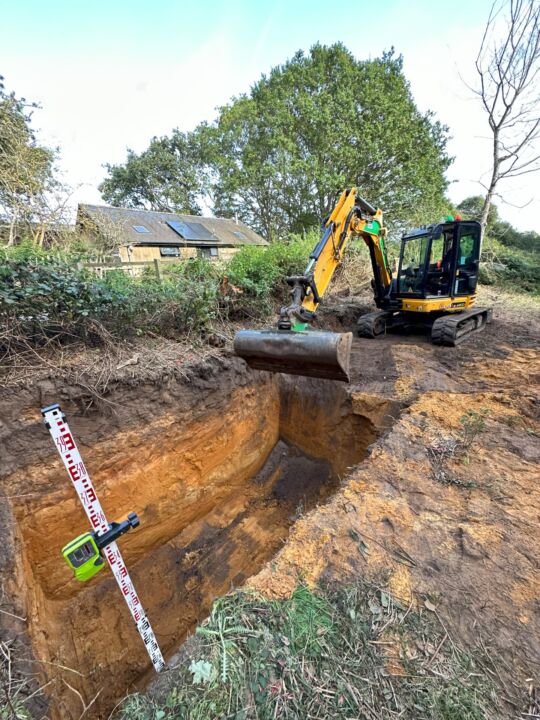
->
[480,120,502,242]
[7,209,17,246]
[36,224,46,247]
[480,162,499,240]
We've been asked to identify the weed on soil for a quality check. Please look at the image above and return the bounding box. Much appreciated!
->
[426,409,489,488]
[119,580,500,720]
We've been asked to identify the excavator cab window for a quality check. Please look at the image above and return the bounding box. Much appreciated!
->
[425,228,454,297]
[397,234,430,295]
[454,223,481,296]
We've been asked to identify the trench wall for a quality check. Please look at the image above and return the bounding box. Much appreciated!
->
[0,358,396,719]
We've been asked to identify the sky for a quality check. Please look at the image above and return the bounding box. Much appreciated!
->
[1,0,538,231]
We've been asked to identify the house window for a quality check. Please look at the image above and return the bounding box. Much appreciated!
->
[133,225,150,233]
[198,247,219,259]
[160,247,180,257]
[233,230,247,240]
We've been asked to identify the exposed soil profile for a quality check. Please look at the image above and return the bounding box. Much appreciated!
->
[0,355,396,719]
[1,293,538,719]
[249,320,540,718]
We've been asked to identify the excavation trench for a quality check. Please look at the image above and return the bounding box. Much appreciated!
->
[1,358,399,719]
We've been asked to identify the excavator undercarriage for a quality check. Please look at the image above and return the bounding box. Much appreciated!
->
[357,307,493,346]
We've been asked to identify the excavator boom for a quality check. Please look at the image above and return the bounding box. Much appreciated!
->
[234,188,390,381]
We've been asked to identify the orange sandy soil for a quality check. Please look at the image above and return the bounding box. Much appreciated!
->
[249,299,540,711]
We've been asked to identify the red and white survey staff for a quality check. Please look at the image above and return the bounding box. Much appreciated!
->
[42,403,165,673]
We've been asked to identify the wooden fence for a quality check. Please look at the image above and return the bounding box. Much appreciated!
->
[78,258,181,282]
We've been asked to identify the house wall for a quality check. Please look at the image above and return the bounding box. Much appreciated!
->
[118,245,198,262]
[218,248,240,261]
[118,245,241,262]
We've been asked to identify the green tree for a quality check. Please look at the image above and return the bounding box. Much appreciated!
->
[207,44,451,239]
[457,195,540,254]
[0,76,56,244]
[98,44,451,239]
[456,195,498,228]
[99,129,203,214]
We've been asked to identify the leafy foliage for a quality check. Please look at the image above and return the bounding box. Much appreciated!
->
[100,44,452,240]
[99,130,204,213]
[100,266,221,337]
[226,233,313,314]
[457,196,540,294]
[459,408,489,458]
[0,236,93,264]
[457,196,540,255]
[0,236,315,361]
[208,45,451,240]
[0,76,56,240]
[0,259,116,325]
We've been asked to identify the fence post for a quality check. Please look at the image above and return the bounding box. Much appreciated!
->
[153,258,162,284]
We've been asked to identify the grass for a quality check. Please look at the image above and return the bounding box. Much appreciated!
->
[118,580,501,720]
[477,283,540,313]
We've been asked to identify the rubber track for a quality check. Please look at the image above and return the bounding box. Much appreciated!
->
[356,311,389,338]
[431,307,492,346]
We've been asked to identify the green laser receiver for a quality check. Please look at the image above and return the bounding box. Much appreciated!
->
[62,532,104,581]
[62,512,139,582]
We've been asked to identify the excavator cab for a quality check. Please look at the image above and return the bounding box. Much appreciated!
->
[396,220,481,302]
[356,218,491,345]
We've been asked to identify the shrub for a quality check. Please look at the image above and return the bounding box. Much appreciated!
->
[0,259,118,352]
[479,241,539,294]
[227,234,314,316]
[101,268,221,337]
[0,235,95,265]
[0,231,384,355]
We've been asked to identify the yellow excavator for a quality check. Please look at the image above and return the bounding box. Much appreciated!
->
[234,188,492,382]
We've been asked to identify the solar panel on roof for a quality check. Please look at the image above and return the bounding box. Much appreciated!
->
[133,225,150,233]
[166,220,216,242]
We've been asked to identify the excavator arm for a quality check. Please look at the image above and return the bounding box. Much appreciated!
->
[278,188,391,330]
[234,188,389,382]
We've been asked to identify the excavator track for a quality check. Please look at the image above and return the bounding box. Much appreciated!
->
[356,310,390,338]
[431,307,492,346]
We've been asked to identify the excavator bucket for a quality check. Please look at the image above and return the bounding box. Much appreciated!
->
[233,329,353,382]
